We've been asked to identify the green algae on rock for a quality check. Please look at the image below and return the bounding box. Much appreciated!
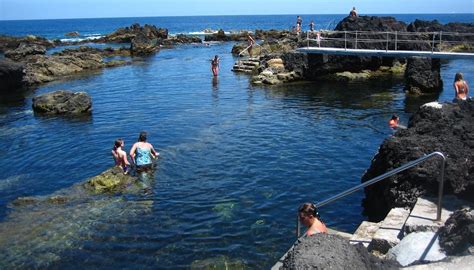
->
[84,166,137,193]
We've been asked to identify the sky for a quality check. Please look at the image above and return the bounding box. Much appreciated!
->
[1,0,473,20]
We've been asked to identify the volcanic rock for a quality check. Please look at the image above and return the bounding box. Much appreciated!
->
[362,100,474,221]
[438,207,474,255]
[280,234,399,269]
[4,43,47,61]
[65,31,80,37]
[0,59,25,92]
[405,57,443,95]
[32,90,92,114]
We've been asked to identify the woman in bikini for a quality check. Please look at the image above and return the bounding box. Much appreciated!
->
[211,55,220,77]
[298,202,328,236]
[453,72,469,101]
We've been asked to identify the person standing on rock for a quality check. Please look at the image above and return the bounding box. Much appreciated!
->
[453,72,469,101]
[309,20,315,32]
[350,7,358,17]
[211,55,220,76]
[296,16,303,34]
[130,131,159,173]
[298,203,328,236]
[247,34,255,58]
[112,139,131,174]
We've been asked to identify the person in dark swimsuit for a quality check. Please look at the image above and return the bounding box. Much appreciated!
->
[298,202,328,236]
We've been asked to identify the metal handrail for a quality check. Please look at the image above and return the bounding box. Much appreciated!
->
[296,151,446,238]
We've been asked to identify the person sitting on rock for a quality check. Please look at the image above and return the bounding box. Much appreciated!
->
[453,72,469,101]
[296,16,303,34]
[298,202,328,236]
[211,55,220,77]
[111,138,130,174]
[350,7,358,17]
[309,20,315,32]
[130,131,159,173]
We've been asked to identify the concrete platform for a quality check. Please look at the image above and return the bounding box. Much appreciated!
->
[350,221,380,247]
[404,196,473,234]
[368,207,410,253]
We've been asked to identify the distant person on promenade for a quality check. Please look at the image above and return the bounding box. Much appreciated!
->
[211,55,220,76]
[247,33,255,57]
[350,7,358,17]
[298,202,328,236]
[112,138,130,174]
[296,16,303,34]
[130,131,159,173]
[309,20,315,32]
[453,72,469,101]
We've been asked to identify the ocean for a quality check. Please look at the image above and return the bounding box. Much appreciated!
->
[0,14,473,269]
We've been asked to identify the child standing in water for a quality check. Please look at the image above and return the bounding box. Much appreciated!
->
[211,55,220,76]
[112,139,130,174]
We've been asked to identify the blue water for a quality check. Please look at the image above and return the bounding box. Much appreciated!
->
[0,14,473,269]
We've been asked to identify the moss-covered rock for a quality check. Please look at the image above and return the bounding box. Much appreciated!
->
[84,166,136,193]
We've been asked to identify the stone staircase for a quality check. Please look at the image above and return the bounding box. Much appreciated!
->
[232,58,260,73]
[273,195,471,269]
[349,195,470,258]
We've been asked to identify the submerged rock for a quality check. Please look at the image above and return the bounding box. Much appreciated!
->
[280,234,399,269]
[191,256,245,270]
[438,207,474,255]
[362,100,474,221]
[84,166,135,192]
[32,90,92,114]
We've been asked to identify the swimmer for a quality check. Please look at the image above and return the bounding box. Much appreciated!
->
[388,114,406,129]
[298,202,328,236]
[211,55,220,76]
[453,72,469,101]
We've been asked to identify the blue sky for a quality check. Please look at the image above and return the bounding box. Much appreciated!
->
[1,0,473,20]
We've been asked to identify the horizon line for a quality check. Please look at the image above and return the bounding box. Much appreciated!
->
[1,12,472,22]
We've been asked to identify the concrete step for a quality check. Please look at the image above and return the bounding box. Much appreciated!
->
[349,221,381,247]
[404,195,470,234]
[368,207,410,254]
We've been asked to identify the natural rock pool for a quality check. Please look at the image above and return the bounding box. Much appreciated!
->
[0,42,472,268]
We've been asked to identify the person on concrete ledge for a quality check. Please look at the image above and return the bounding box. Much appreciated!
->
[298,202,328,236]
[453,72,469,101]
[350,7,358,17]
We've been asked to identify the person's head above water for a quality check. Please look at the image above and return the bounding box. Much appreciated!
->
[138,131,147,142]
[214,55,219,60]
[455,72,464,82]
[298,202,322,226]
[391,114,399,121]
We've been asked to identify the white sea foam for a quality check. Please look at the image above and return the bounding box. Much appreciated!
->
[59,35,104,43]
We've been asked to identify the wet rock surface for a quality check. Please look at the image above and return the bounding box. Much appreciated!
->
[280,234,399,270]
[84,167,136,193]
[362,100,474,221]
[438,208,474,255]
[32,90,92,114]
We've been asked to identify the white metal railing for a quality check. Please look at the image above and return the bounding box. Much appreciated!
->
[305,30,474,52]
[296,151,447,238]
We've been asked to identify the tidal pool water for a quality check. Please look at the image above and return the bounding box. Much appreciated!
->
[0,41,472,269]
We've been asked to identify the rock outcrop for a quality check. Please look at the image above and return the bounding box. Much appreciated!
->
[32,90,92,114]
[65,31,80,37]
[0,59,24,92]
[438,207,474,255]
[280,234,399,269]
[0,34,54,53]
[405,57,442,95]
[84,166,136,193]
[4,43,47,61]
[362,100,474,221]
[204,29,249,42]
